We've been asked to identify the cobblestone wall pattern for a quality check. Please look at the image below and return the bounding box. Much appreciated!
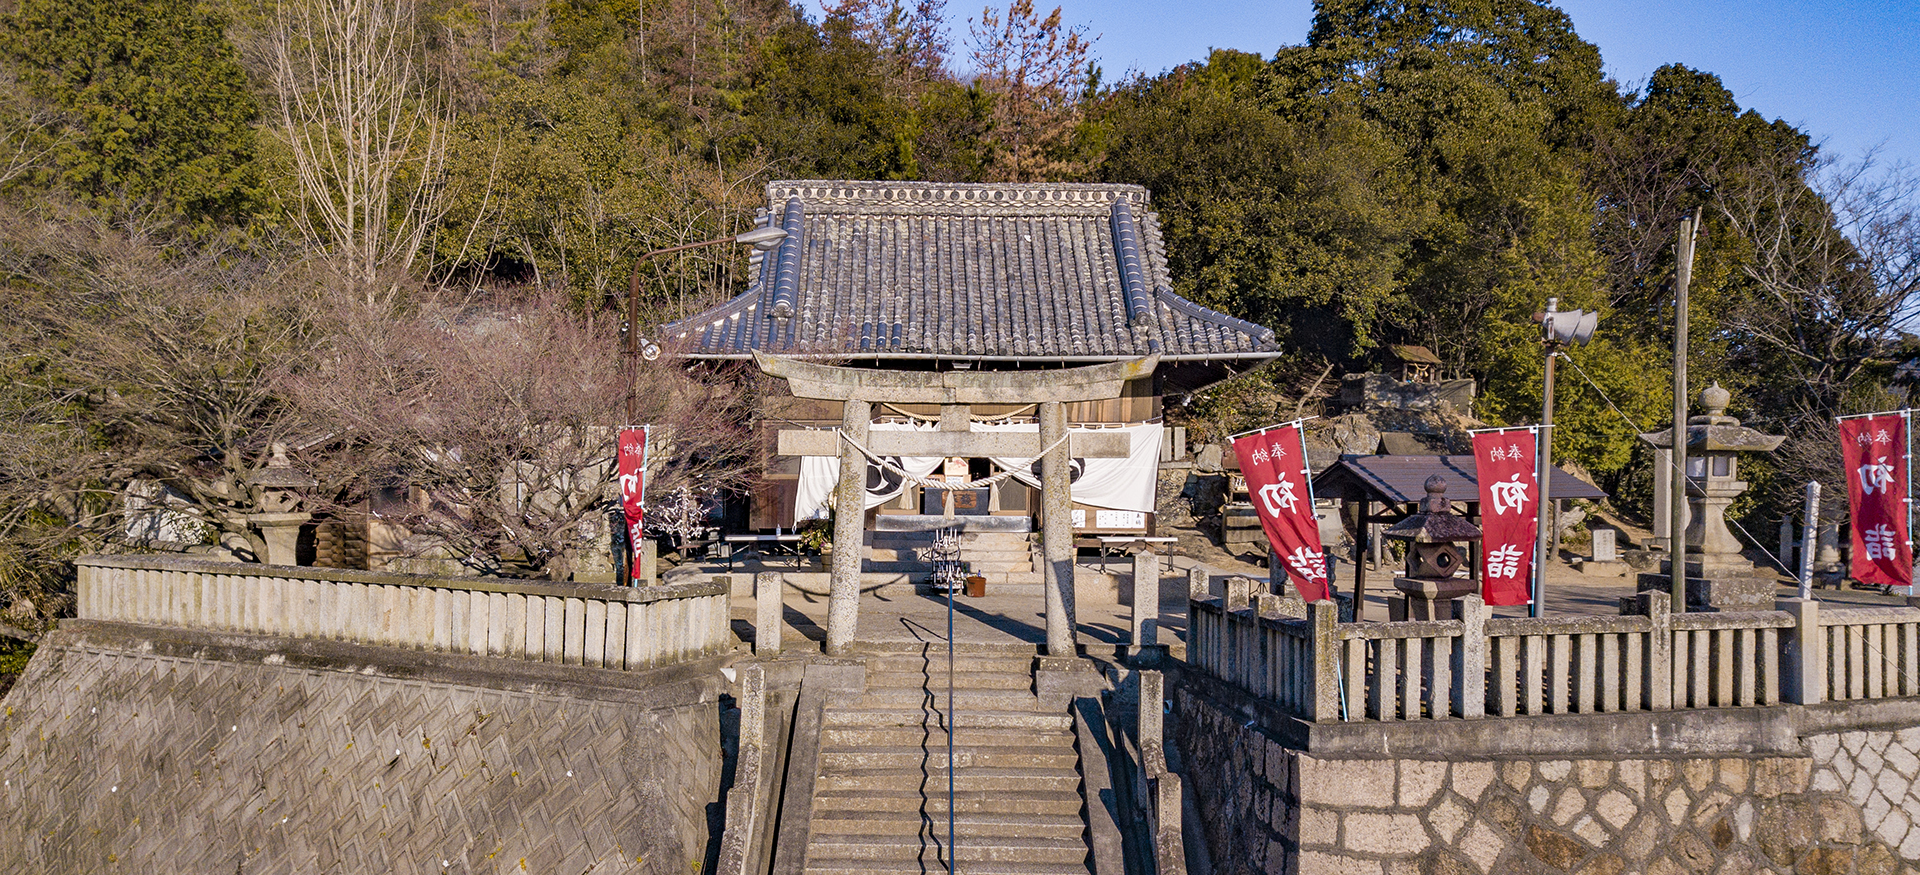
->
[1175,687,1920,874]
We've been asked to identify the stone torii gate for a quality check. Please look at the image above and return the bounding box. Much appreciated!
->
[756,352,1157,656]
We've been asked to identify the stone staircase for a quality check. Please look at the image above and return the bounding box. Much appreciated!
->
[802,647,1092,875]
[866,530,1044,595]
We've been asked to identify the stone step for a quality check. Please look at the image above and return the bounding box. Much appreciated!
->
[861,581,1046,601]
[807,811,1086,840]
[819,745,1080,772]
[807,833,1088,866]
[856,661,1037,682]
[863,669,1036,692]
[814,765,1083,795]
[863,559,1034,574]
[810,787,1084,817]
[822,708,1071,732]
[854,688,1045,712]
[868,531,1034,545]
[805,858,1087,875]
[866,543,1034,560]
[819,726,1072,751]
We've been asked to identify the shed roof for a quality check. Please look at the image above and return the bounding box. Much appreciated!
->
[657,181,1282,392]
[1388,344,1443,366]
[1312,454,1608,505]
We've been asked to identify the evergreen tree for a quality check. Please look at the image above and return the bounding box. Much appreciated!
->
[2,0,262,229]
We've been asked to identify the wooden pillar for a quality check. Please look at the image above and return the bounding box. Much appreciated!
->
[827,398,871,655]
[1354,499,1370,621]
[1040,400,1076,655]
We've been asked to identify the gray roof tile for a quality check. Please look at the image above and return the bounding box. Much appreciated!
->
[660,180,1280,371]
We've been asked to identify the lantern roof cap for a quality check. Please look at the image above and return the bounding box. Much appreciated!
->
[1382,475,1483,543]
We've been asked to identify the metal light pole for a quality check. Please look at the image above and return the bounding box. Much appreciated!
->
[1532,298,1598,618]
[623,225,788,421]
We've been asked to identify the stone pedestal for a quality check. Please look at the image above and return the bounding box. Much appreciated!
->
[1390,575,1477,620]
[1637,556,1777,611]
[247,512,310,566]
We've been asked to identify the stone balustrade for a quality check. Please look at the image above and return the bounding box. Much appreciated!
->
[75,554,731,670]
[1189,591,1920,722]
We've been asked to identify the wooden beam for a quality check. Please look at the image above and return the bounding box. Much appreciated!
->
[777,429,1131,459]
[755,351,1159,404]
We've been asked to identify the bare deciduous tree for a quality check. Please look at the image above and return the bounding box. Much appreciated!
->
[1718,150,1920,427]
[0,208,324,624]
[287,290,761,580]
[270,0,455,297]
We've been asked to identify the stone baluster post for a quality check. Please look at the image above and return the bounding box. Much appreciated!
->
[1224,576,1253,612]
[827,399,871,655]
[1454,593,1487,718]
[1638,591,1673,710]
[1040,400,1076,656]
[1132,551,1160,650]
[1188,564,1211,601]
[1139,669,1164,768]
[1781,598,1823,705]
[755,571,782,656]
[1306,599,1342,722]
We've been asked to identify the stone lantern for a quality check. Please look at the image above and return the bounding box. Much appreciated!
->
[1638,383,1784,609]
[1383,475,1482,620]
[246,443,316,566]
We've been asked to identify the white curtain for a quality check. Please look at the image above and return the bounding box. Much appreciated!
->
[794,420,1163,520]
[793,422,943,519]
[974,421,1163,513]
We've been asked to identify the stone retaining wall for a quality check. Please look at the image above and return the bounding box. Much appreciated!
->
[1174,685,1920,874]
[0,621,724,874]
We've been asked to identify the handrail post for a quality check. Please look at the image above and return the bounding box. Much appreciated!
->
[1306,599,1341,722]
[1455,594,1487,718]
[1781,598,1823,705]
[1188,564,1211,601]
[1642,591,1673,710]
[755,571,782,656]
[1132,551,1160,650]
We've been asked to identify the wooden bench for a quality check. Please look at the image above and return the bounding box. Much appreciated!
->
[723,533,805,569]
[1093,536,1177,572]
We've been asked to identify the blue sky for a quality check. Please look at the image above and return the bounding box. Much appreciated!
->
[877,0,1918,172]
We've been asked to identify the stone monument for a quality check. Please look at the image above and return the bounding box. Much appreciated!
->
[1637,383,1785,610]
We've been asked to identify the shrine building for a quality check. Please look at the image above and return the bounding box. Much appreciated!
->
[661,180,1284,539]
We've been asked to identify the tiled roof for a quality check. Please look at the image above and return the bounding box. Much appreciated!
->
[1313,455,1608,505]
[660,181,1281,376]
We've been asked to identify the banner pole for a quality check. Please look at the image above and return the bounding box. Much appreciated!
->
[1227,415,1321,441]
[1532,349,1557,619]
[1906,410,1914,597]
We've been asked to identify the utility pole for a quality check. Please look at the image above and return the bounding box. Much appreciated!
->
[1670,208,1700,614]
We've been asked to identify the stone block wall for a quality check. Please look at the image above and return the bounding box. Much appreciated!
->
[0,624,723,874]
[1174,686,1920,874]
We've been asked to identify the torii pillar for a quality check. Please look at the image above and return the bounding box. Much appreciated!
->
[758,352,1157,656]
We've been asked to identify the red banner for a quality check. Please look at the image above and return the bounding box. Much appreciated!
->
[1839,414,1912,590]
[618,426,650,580]
[1473,428,1538,606]
[1233,425,1330,601]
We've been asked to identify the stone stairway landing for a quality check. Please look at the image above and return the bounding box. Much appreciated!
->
[864,530,1044,595]
[801,648,1092,875]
